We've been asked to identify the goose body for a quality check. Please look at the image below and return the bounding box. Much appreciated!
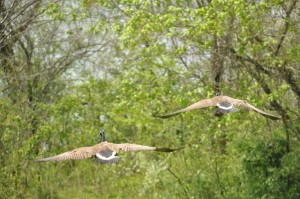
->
[37,130,177,164]
[155,95,281,120]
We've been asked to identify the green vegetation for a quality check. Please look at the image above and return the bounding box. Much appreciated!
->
[0,0,299,198]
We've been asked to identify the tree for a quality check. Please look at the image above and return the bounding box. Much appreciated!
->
[1,0,299,198]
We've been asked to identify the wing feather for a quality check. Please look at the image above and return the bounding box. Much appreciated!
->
[231,99,281,120]
[116,144,156,152]
[36,147,95,162]
[155,99,215,118]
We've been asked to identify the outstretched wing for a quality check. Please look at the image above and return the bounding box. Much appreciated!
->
[154,98,215,118]
[154,147,183,152]
[116,143,180,153]
[116,144,157,152]
[231,99,281,120]
[36,147,94,162]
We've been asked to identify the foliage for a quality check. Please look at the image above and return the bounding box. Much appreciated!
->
[0,0,299,198]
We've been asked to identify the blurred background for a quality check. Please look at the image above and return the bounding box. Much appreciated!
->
[0,0,299,198]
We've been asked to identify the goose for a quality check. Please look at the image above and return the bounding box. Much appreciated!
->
[36,130,178,164]
[154,94,281,120]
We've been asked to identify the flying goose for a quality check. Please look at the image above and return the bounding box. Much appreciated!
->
[155,94,281,120]
[37,130,178,164]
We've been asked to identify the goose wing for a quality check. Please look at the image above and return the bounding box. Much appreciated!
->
[155,98,215,118]
[116,143,157,152]
[36,146,95,162]
[116,143,179,152]
[230,99,281,120]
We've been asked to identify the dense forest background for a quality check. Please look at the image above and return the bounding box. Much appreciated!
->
[0,0,299,198]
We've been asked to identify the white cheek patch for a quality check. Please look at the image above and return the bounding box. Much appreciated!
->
[96,151,117,160]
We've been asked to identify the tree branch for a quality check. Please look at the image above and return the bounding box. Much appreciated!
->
[229,48,289,120]
[167,168,189,198]
[274,0,297,56]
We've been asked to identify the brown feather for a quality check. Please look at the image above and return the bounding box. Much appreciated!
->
[155,95,281,120]
[155,98,215,118]
[37,140,178,163]
[116,143,156,152]
[230,99,281,120]
[36,146,95,162]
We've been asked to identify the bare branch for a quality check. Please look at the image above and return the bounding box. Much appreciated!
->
[274,0,298,56]
[167,168,189,198]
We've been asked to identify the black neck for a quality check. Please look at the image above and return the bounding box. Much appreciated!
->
[100,130,106,142]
